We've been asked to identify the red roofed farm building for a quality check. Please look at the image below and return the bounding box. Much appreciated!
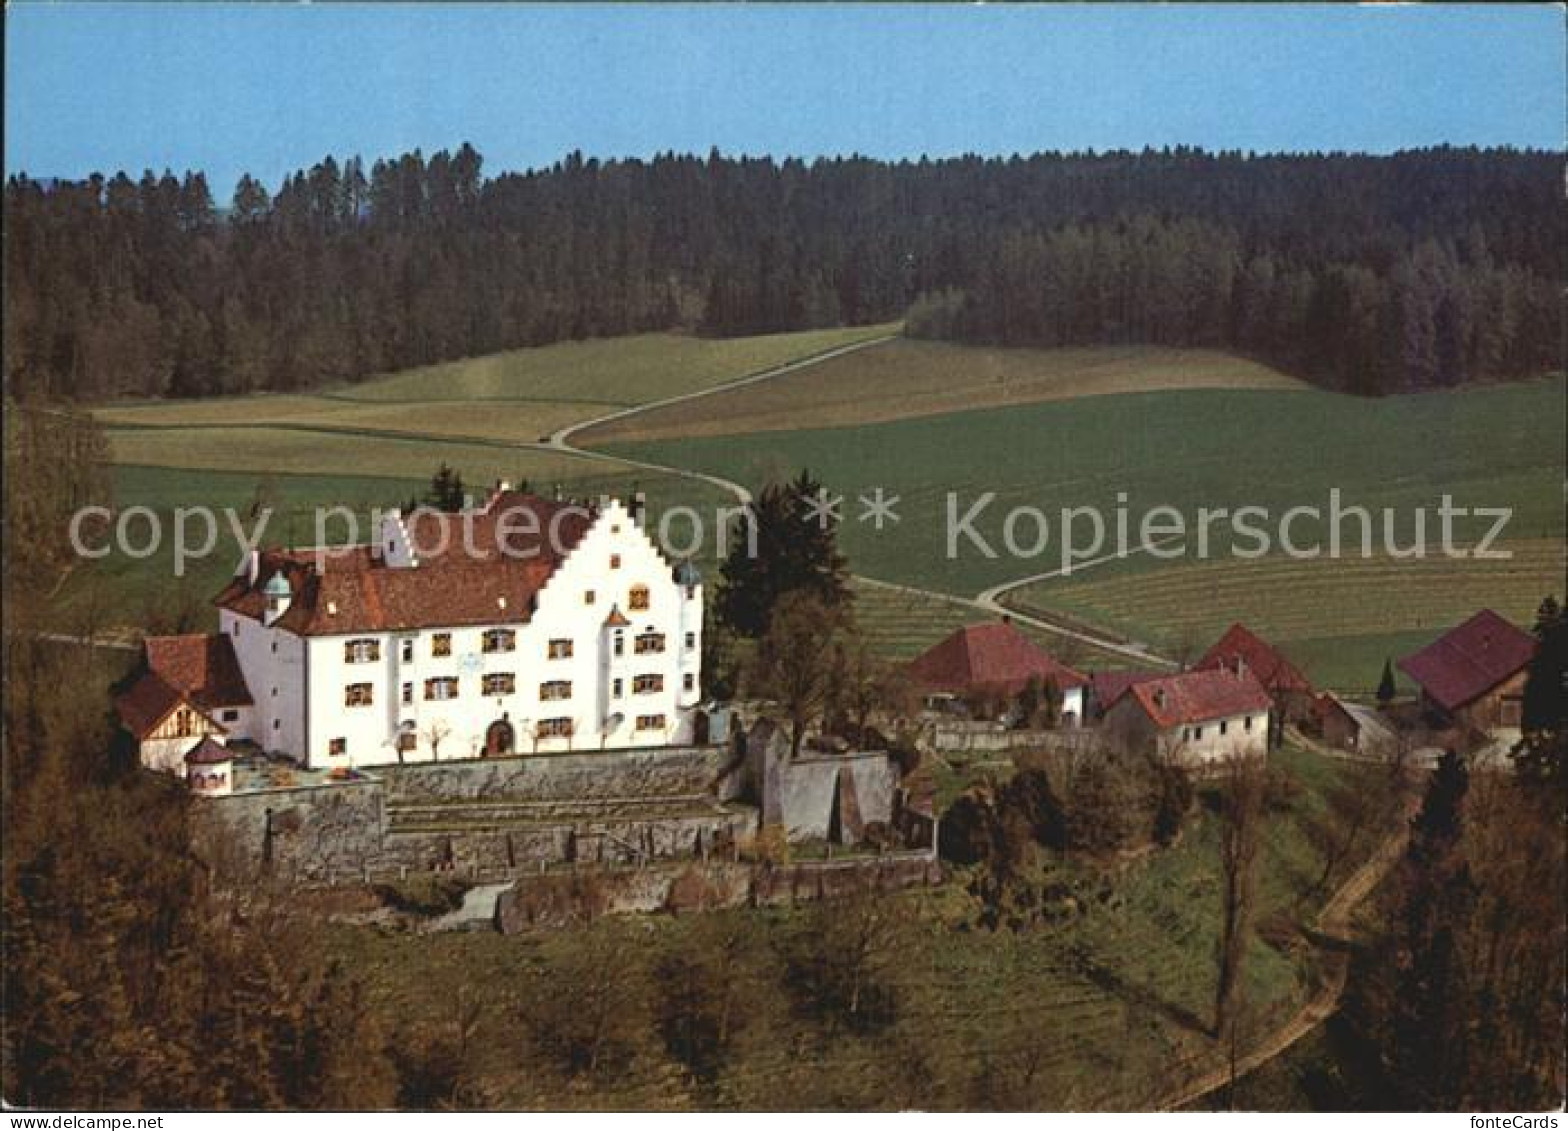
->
[1398,609,1536,737]
[115,633,255,773]
[1102,667,1273,765]
[906,621,1089,723]
[1197,623,1315,721]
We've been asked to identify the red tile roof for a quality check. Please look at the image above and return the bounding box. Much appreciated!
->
[907,621,1088,696]
[1120,668,1274,729]
[215,492,594,636]
[1089,669,1164,711]
[144,633,253,709]
[1397,609,1536,712]
[115,633,254,740]
[114,672,187,740]
[1197,623,1313,695]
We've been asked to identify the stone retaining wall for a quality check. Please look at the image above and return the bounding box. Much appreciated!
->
[494,851,943,932]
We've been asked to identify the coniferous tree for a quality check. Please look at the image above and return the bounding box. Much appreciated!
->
[1377,657,1398,705]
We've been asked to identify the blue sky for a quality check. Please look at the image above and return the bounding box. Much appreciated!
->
[6,3,1564,193]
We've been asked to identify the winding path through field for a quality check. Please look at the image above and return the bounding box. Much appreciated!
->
[546,331,1168,662]
[1155,785,1415,1111]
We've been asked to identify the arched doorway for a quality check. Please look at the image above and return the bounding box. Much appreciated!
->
[485,715,515,757]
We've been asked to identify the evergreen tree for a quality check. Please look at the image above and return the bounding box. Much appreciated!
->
[1377,657,1398,705]
[716,469,849,637]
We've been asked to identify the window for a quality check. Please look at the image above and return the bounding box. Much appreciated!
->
[685,632,696,651]
[612,678,623,698]
[537,717,574,738]
[683,673,695,693]
[633,673,664,695]
[483,672,516,697]
[425,677,459,701]
[583,590,596,606]
[614,631,624,657]
[635,631,666,655]
[173,708,198,737]
[271,641,277,654]
[431,633,452,657]
[273,719,280,730]
[400,639,414,662]
[610,553,622,569]
[547,638,574,660]
[345,683,374,707]
[1194,725,1204,740]
[628,585,650,611]
[482,628,516,654]
[1244,716,1254,731]
[329,737,347,757]
[401,682,413,706]
[397,732,417,753]
[540,680,572,701]
[345,638,380,664]
[1220,720,1229,735]
[221,709,239,722]
[636,714,666,732]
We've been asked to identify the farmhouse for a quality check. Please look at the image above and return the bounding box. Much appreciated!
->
[115,632,255,774]
[1197,622,1315,724]
[1101,667,1272,765]
[1398,609,1535,737]
[116,488,706,776]
[906,620,1088,723]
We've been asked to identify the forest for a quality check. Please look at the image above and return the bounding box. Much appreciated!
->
[3,144,1561,402]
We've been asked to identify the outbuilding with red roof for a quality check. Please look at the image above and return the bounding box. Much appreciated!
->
[1398,609,1535,735]
[906,620,1088,723]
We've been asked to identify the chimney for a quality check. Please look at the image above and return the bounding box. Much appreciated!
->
[552,482,563,502]
[243,549,260,586]
[1152,687,1166,709]
[629,491,647,525]
[1234,653,1247,678]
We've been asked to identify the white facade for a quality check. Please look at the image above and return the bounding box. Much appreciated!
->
[219,499,704,769]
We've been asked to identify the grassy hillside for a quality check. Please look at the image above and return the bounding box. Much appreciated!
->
[580,340,1305,444]
[326,745,1374,1109]
[94,324,896,455]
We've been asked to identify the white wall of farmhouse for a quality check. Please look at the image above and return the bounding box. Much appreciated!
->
[222,500,705,769]
[1104,700,1269,766]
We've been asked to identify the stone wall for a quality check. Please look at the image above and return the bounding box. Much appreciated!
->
[494,851,944,932]
[194,744,751,885]
[194,777,386,884]
[381,744,741,805]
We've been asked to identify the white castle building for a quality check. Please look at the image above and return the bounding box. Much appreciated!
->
[116,489,706,778]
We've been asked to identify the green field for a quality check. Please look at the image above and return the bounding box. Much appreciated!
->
[326,745,1368,1109]
[1011,539,1563,692]
[581,339,1306,444]
[605,377,1565,674]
